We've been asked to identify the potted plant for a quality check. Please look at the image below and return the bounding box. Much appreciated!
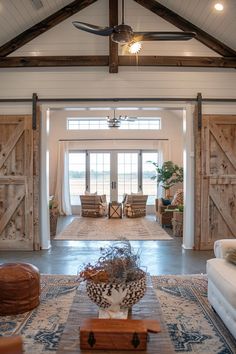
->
[79,239,146,318]
[148,160,183,199]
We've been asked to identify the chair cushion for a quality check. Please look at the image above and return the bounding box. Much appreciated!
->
[161,198,171,206]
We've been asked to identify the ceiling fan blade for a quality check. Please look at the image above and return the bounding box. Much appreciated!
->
[73,21,114,36]
[133,31,196,41]
[120,115,137,121]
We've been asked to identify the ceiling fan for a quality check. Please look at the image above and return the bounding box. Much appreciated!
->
[73,0,196,46]
[107,110,137,128]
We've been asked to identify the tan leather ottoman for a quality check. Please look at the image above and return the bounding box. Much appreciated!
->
[0,263,40,315]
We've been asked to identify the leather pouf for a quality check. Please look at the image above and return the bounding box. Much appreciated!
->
[0,263,40,315]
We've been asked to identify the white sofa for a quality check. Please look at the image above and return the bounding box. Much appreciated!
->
[207,239,236,339]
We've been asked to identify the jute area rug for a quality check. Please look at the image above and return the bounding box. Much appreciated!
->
[0,274,235,354]
[55,216,172,241]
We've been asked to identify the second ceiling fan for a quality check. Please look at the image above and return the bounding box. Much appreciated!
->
[73,0,196,46]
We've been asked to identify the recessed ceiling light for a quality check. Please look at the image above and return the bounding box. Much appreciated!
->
[214,3,224,11]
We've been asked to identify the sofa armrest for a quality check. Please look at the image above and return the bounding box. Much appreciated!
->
[214,239,236,258]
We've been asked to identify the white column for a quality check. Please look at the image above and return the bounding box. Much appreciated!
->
[182,104,195,249]
[40,106,51,249]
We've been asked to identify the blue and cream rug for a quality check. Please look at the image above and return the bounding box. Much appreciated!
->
[0,274,235,353]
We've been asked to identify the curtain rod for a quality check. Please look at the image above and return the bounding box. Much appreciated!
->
[0,97,236,103]
[59,138,169,141]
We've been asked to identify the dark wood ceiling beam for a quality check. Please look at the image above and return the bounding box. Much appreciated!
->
[0,0,98,57]
[133,0,236,57]
[0,56,109,67]
[109,0,118,73]
[0,56,235,68]
[119,56,236,68]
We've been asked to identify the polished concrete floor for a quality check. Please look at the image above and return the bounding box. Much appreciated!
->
[0,216,214,276]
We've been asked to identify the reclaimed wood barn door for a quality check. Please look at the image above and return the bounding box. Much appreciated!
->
[0,115,40,250]
[195,114,236,250]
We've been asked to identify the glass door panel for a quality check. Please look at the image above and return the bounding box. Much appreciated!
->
[89,153,111,201]
[69,152,86,205]
[117,152,138,202]
[142,152,159,204]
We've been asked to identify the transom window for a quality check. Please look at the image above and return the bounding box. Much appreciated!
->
[67,118,161,130]
[67,118,108,130]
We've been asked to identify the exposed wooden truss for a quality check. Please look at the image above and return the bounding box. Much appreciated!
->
[109,0,119,73]
[134,0,236,57]
[0,0,235,71]
[0,0,98,57]
[0,56,235,68]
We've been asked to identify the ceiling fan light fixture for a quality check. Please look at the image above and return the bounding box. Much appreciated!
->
[111,24,133,44]
[214,3,224,11]
[128,41,142,54]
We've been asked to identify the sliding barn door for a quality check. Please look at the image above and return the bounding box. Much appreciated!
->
[195,114,236,250]
[0,115,40,250]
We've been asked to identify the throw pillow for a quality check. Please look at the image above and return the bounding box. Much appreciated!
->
[225,248,236,265]
[161,198,171,206]
[85,191,97,196]
[171,189,184,206]
[100,194,107,203]
[122,193,128,203]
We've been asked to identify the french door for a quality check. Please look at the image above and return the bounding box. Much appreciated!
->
[89,151,139,202]
[69,150,158,204]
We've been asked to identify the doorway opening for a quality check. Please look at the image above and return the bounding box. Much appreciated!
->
[41,102,193,249]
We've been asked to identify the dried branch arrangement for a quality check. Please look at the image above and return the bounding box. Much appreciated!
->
[79,239,144,284]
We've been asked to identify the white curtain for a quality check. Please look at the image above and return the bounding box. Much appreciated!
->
[55,141,72,215]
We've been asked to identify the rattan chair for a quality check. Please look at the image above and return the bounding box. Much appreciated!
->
[80,194,107,217]
[123,194,148,217]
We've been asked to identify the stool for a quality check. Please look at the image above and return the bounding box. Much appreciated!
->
[0,263,40,315]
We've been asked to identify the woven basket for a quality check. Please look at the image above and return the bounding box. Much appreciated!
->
[50,209,59,236]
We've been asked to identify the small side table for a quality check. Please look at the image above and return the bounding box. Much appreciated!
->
[108,202,122,219]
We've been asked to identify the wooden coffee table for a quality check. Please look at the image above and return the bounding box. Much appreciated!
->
[57,281,175,354]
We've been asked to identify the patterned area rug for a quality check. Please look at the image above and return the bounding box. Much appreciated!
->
[0,275,235,353]
[55,216,172,240]
[152,275,236,353]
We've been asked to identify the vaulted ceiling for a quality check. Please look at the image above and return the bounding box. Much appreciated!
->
[0,0,235,72]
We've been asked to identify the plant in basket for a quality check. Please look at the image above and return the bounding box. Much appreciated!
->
[79,239,146,319]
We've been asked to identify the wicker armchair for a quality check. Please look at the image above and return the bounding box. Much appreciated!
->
[123,194,148,218]
[156,189,184,227]
[80,195,107,217]
[155,198,177,227]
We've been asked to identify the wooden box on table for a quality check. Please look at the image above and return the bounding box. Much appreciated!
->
[80,319,150,350]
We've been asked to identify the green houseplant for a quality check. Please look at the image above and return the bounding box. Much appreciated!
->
[149,160,183,198]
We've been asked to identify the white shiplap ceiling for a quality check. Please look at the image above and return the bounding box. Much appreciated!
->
[157,0,236,51]
[0,0,235,52]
